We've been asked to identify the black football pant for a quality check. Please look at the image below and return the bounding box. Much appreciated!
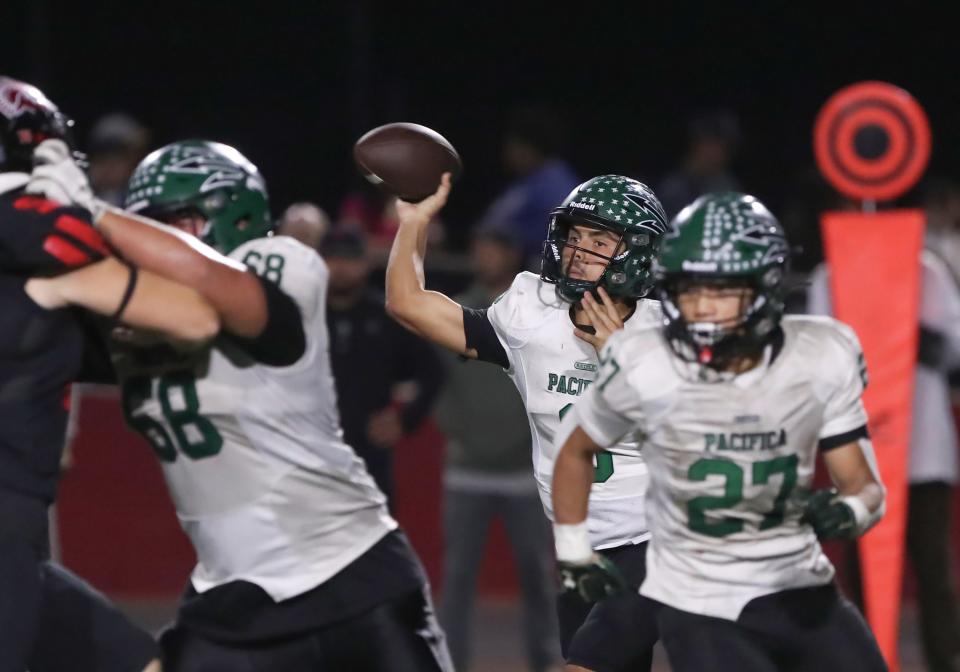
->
[658,584,888,672]
[161,586,453,672]
[555,541,658,672]
[0,489,157,672]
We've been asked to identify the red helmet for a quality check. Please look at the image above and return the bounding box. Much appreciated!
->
[0,76,74,172]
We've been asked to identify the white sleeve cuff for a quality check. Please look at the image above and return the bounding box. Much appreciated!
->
[554,521,593,563]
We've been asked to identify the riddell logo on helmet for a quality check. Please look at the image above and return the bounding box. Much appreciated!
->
[569,201,596,211]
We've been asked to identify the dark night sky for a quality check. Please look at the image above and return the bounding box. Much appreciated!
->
[2,1,958,257]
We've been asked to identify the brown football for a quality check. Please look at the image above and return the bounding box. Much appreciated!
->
[353,122,462,202]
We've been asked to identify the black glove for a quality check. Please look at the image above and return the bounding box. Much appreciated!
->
[558,554,629,602]
[800,487,856,540]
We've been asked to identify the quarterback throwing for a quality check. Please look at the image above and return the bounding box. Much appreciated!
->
[552,193,889,672]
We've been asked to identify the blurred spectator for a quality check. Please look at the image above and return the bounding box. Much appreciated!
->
[277,201,330,251]
[86,113,151,206]
[435,229,561,672]
[339,178,397,246]
[322,229,444,509]
[339,177,446,251]
[476,104,579,266]
[808,252,960,672]
[658,109,740,218]
[923,178,960,282]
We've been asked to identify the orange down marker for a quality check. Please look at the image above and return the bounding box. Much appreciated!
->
[815,82,931,670]
[822,210,923,671]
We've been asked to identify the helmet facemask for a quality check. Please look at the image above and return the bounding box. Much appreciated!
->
[540,175,668,303]
[542,215,660,303]
[655,191,791,373]
[659,269,785,369]
[542,216,625,301]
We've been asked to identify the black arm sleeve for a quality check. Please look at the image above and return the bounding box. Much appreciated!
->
[818,424,869,452]
[462,306,509,369]
[394,327,446,433]
[223,274,306,367]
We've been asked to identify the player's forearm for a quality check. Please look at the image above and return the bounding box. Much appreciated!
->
[97,208,267,337]
[825,438,887,534]
[852,481,885,514]
[552,427,600,525]
[385,214,430,320]
[98,208,244,282]
[552,427,601,563]
[122,271,221,345]
[28,257,220,344]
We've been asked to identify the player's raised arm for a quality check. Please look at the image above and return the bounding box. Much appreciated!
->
[95,207,268,338]
[385,173,477,357]
[25,256,220,345]
[26,139,276,341]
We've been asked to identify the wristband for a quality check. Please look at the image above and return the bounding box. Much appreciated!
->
[111,262,139,323]
[554,521,593,564]
[841,495,881,536]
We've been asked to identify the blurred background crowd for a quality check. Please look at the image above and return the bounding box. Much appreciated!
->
[6,2,960,671]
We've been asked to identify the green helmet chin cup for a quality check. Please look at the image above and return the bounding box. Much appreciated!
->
[540,175,668,302]
[655,192,790,365]
[126,139,272,254]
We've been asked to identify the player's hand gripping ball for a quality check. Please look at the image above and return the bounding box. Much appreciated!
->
[353,122,462,202]
[558,554,629,602]
[800,487,856,540]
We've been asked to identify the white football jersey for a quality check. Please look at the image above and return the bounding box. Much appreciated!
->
[565,315,869,620]
[117,235,396,601]
[487,271,662,549]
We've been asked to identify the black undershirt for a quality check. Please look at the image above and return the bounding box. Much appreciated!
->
[462,306,509,368]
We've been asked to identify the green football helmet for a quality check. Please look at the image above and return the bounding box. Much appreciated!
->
[540,175,668,302]
[125,139,272,254]
[655,192,790,366]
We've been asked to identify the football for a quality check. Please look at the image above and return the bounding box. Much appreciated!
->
[353,122,462,202]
